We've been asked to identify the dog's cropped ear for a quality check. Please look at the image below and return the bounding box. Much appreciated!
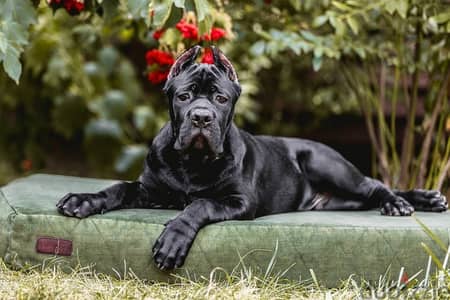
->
[211,46,238,83]
[167,45,201,80]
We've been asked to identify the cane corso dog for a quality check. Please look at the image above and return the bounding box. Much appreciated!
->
[57,46,448,270]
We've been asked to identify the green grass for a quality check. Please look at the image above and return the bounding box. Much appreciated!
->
[2,259,450,300]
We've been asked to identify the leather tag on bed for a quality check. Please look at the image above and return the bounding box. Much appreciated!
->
[36,237,73,256]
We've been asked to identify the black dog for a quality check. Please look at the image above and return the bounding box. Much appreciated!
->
[57,46,448,270]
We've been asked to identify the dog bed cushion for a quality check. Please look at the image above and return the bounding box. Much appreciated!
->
[0,174,448,287]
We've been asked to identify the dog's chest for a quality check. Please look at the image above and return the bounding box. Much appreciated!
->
[155,167,228,208]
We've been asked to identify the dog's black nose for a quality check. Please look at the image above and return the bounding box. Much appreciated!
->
[191,109,214,128]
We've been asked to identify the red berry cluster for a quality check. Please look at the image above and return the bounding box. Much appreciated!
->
[146,21,227,84]
[201,48,214,64]
[176,20,199,40]
[47,0,84,15]
[203,28,226,42]
[154,20,227,43]
[145,49,175,85]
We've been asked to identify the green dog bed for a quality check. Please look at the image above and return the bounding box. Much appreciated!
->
[0,174,448,286]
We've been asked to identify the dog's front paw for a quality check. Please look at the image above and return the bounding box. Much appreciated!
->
[56,193,103,218]
[152,220,196,270]
[409,189,447,212]
[381,197,414,216]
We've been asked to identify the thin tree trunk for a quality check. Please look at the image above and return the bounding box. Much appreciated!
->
[399,23,422,188]
[417,66,450,187]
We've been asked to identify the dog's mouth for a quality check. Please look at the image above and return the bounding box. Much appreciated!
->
[191,134,208,150]
[174,126,223,156]
[186,130,217,153]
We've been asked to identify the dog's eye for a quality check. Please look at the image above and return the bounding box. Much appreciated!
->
[178,93,190,101]
[210,86,217,93]
[215,95,228,104]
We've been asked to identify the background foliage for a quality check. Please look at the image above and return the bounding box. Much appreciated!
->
[0,0,449,192]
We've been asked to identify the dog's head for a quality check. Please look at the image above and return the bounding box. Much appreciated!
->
[163,46,241,156]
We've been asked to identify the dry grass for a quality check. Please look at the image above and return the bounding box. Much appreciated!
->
[0,258,450,300]
[0,260,365,300]
[3,259,450,300]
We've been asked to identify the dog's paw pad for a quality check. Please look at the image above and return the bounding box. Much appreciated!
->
[56,193,99,218]
[381,197,414,216]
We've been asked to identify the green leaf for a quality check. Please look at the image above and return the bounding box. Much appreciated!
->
[98,46,120,75]
[184,0,195,11]
[89,90,131,121]
[347,16,359,34]
[194,0,209,22]
[433,12,450,24]
[250,41,266,56]
[162,3,184,29]
[0,0,36,27]
[102,0,120,22]
[0,0,36,83]
[333,18,346,35]
[396,0,408,19]
[0,33,7,54]
[3,47,21,84]
[3,22,28,46]
[313,15,328,27]
[84,119,124,172]
[384,0,408,18]
[198,15,212,36]
[114,145,147,174]
[300,30,317,42]
[427,17,438,33]
[85,119,124,140]
[289,0,301,11]
[152,2,170,28]
[127,0,150,20]
[331,1,351,11]
[159,28,182,48]
[312,55,322,71]
[174,0,185,8]
[133,106,155,131]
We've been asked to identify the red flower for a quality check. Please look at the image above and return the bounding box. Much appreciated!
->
[176,20,198,40]
[201,48,214,64]
[147,70,170,84]
[210,28,226,41]
[145,49,174,66]
[153,29,165,40]
[64,0,84,15]
[145,49,174,84]
[202,27,226,41]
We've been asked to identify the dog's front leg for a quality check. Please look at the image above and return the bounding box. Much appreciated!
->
[152,195,253,270]
[57,181,150,218]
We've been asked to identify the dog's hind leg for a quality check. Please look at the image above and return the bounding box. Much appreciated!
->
[393,189,448,212]
[296,142,414,215]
